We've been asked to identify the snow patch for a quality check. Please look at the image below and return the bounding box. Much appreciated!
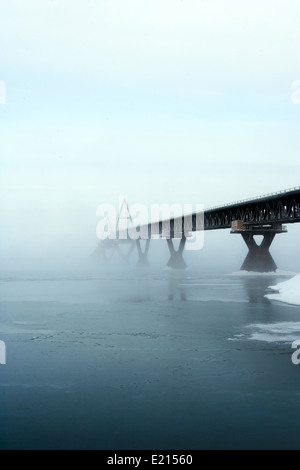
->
[227,269,297,277]
[228,321,300,343]
[265,274,300,306]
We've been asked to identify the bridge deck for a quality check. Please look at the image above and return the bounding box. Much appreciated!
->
[115,187,300,239]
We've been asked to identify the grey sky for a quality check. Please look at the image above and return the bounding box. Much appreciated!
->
[0,0,299,260]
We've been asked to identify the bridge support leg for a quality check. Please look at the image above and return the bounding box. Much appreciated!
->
[94,239,117,262]
[167,237,187,269]
[240,232,277,272]
[113,240,136,265]
[136,239,151,267]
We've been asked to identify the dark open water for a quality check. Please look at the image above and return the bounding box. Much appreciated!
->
[0,266,299,449]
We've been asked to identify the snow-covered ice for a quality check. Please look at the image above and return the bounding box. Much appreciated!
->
[265,274,300,306]
[228,269,297,277]
[228,321,300,343]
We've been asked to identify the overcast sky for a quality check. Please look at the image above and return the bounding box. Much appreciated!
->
[0,0,299,260]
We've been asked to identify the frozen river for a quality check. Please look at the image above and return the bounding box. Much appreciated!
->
[0,266,299,449]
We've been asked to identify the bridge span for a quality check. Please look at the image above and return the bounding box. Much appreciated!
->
[96,186,300,272]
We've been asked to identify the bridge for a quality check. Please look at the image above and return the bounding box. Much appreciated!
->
[96,186,300,272]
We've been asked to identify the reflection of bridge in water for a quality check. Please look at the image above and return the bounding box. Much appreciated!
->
[96,187,300,273]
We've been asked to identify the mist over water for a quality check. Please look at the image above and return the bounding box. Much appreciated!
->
[0,242,300,450]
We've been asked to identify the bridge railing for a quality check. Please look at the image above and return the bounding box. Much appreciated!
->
[206,186,300,212]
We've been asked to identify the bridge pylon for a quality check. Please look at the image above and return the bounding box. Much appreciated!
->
[136,238,151,267]
[95,197,137,265]
[231,221,287,272]
[166,236,187,269]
